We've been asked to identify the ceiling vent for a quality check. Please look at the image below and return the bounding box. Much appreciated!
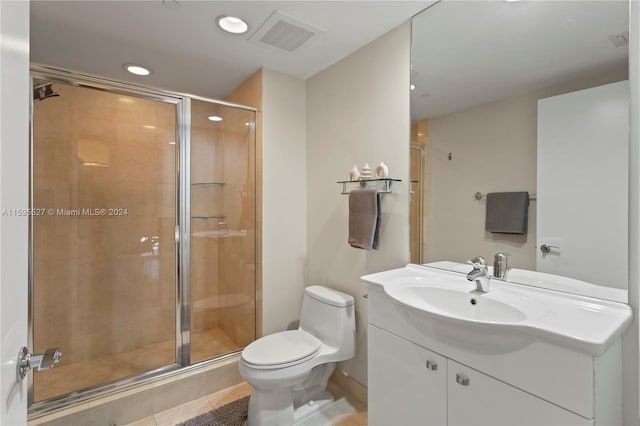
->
[249,11,326,52]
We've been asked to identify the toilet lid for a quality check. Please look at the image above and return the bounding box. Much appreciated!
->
[242,330,321,367]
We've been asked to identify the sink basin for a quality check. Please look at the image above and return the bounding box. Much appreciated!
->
[387,286,527,324]
[362,264,633,356]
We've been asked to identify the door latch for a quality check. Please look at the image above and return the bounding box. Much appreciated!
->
[16,346,62,381]
[540,244,559,254]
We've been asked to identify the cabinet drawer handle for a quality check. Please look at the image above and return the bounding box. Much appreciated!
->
[426,360,438,371]
[456,374,470,386]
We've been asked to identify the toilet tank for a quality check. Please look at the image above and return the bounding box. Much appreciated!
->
[299,286,355,358]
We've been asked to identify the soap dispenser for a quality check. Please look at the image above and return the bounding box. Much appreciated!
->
[493,252,510,280]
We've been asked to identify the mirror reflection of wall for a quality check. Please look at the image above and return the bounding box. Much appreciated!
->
[410,120,428,263]
[410,0,629,298]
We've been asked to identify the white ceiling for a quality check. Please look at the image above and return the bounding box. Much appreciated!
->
[31,0,431,99]
[411,1,629,120]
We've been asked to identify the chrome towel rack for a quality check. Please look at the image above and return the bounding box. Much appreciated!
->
[474,192,537,201]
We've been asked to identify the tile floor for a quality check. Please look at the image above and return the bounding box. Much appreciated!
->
[34,328,239,402]
[124,379,367,426]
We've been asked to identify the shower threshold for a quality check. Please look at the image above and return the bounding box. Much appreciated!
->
[33,327,239,402]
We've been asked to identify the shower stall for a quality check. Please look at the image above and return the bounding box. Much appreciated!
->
[29,66,257,414]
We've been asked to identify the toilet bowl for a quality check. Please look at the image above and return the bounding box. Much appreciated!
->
[240,285,356,426]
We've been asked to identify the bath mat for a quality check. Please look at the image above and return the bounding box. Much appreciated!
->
[176,395,249,426]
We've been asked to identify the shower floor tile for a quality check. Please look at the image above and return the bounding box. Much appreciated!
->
[34,327,239,402]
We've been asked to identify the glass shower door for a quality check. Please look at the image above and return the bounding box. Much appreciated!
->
[31,80,179,401]
[189,99,256,363]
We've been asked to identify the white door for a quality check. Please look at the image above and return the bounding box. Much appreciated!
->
[0,1,30,424]
[537,81,629,290]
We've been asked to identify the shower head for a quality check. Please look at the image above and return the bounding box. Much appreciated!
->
[33,79,60,101]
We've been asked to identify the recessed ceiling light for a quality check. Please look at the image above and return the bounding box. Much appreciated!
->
[208,116,223,122]
[245,122,250,126]
[143,125,156,130]
[168,141,176,145]
[217,16,249,34]
[123,64,152,76]
[410,84,416,91]
[118,97,135,104]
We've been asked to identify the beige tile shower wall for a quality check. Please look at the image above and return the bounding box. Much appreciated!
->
[427,67,628,270]
[33,84,177,368]
[191,94,257,351]
[218,125,256,347]
[224,71,262,339]
[217,75,261,347]
[190,106,224,335]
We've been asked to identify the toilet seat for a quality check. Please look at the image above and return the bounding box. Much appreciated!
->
[242,330,321,369]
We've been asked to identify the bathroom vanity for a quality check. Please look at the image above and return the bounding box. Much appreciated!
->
[363,265,632,426]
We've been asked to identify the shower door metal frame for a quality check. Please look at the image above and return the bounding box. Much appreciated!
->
[27,65,258,419]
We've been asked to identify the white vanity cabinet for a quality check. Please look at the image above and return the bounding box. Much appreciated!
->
[364,266,627,426]
[447,360,591,426]
[369,325,594,426]
[369,325,447,426]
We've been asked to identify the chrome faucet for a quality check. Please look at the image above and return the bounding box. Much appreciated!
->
[467,256,490,292]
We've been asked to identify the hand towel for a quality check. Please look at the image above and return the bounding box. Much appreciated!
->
[485,191,529,234]
[348,189,380,250]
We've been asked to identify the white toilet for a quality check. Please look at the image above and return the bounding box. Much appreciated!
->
[239,285,356,426]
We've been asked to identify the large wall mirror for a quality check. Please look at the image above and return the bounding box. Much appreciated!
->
[410,0,630,302]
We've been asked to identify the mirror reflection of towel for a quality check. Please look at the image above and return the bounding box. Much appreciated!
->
[485,191,529,234]
[348,189,380,250]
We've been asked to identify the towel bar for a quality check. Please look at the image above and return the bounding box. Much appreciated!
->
[337,178,401,195]
[474,191,536,201]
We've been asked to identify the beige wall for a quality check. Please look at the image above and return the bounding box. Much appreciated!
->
[224,68,308,339]
[306,23,411,385]
[427,67,628,270]
[261,69,308,335]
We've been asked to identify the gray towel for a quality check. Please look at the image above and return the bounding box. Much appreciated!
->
[485,191,529,234]
[348,189,380,250]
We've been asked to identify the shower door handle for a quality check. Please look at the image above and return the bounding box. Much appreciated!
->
[16,346,62,381]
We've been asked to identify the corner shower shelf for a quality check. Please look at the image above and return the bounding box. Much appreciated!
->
[191,182,225,187]
[191,183,226,220]
[337,178,401,195]
[191,215,226,220]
